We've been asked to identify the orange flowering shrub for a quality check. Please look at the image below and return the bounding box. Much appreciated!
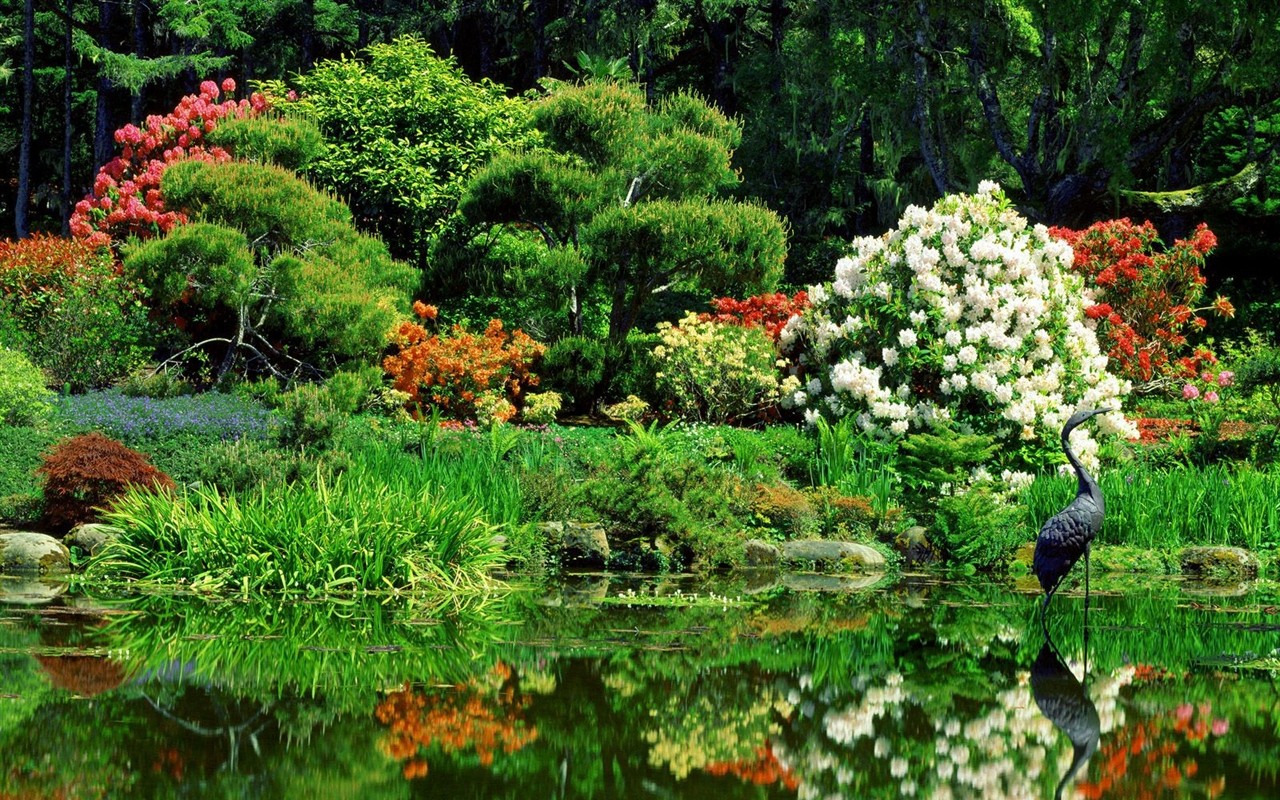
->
[375,664,537,780]
[383,304,545,424]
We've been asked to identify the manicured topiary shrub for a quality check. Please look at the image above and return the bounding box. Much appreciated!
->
[0,348,52,426]
[37,432,175,532]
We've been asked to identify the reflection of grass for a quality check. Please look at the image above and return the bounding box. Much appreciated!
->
[597,588,749,608]
[95,593,517,712]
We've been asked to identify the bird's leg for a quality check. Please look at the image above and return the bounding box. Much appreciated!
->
[1083,542,1091,684]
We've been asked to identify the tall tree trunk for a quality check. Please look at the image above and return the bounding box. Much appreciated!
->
[62,0,74,235]
[16,0,34,237]
[301,0,316,69]
[93,0,116,174]
[131,0,148,123]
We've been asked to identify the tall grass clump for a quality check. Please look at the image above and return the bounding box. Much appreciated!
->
[1020,464,1280,551]
[809,416,895,515]
[89,443,515,595]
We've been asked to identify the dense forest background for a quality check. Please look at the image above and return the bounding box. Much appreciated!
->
[3,0,1278,325]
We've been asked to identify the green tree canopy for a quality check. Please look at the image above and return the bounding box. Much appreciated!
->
[123,157,416,380]
[445,78,787,343]
[270,35,541,269]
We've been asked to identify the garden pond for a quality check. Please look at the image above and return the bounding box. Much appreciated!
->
[1,571,1277,799]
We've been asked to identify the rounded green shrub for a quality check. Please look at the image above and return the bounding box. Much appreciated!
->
[0,348,52,426]
[541,336,608,410]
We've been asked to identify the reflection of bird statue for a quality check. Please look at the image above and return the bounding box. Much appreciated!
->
[1033,408,1114,620]
[1031,637,1101,800]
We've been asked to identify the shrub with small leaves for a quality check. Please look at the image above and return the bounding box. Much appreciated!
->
[541,336,608,411]
[275,384,347,450]
[603,395,649,421]
[0,348,52,426]
[522,392,562,425]
[653,312,782,423]
[37,432,175,532]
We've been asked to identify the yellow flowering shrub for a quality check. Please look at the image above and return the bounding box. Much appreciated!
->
[652,313,782,423]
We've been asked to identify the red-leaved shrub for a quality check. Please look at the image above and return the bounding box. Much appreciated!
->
[37,432,175,532]
[700,291,810,343]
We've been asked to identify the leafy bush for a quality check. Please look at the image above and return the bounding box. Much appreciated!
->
[782,183,1135,477]
[119,368,194,399]
[541,336,608,411]
[384,307,545,425]
[1050,219,1233,388]
[38,432,175,532]
[0,235,154,390]
[0,348,52,426]
[522,392,562,425]
[275,384,347,450]
[206,114,326,172]
[652,313,782,423]
[931,485,1026,570]
[123,158,417,377]
[0,425,63,523]
[274,36,539,266]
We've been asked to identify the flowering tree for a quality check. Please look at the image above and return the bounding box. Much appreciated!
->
[71,79,269,248]
[1049,219,1233,392]
[780,182,1136,475]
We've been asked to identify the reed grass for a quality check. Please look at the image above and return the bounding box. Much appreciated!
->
[810,416,896,514]
[89,439,522,595]
[1019,464,1280,551]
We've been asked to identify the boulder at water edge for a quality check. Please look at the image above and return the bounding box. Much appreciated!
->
[1180,546,1259,579]
[65,523,123,557]
[0,531,71,575]
[780,539,885,572]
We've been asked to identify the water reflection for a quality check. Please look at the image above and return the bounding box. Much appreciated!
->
[0,575,1275,798]
[1031,635,1100,799]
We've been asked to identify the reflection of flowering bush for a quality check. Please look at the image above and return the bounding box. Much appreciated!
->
[639,677,794,780]
[781,182,1135,474]
[375,663,537,780]
[1078,700,1228,799]
[774,661,1134,800]
[703,742,798,789]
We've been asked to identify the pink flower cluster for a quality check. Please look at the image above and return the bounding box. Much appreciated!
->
[1182,370,1233,403]
[70,78,269,247]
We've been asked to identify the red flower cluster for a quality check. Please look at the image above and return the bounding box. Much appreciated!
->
[70,78,269,247]
[383,308,544,423]
[700,291,809,342]
[1077,702,1228,800]
[1051,219,1233,386]
[702,742,799,789]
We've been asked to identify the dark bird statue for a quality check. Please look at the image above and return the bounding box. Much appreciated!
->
[1031,637,1101,800]
[1033,408,1114,618]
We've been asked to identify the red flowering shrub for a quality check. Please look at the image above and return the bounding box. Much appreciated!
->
[0,234,154,389]
[700,291,810,343]
[383,303,545,424]
[37,432,175,532]
[71,78,269,247]
[1051,219,1233,389]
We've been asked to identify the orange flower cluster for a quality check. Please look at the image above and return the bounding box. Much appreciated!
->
[1077,703,1227,800]
[703,742,798,790]
[374,671,538,781]
[383,310,544,424]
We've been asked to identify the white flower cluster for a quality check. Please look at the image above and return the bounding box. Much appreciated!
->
[780,182,1137,473]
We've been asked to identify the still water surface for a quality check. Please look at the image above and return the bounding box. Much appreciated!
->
[0,572,1277,799]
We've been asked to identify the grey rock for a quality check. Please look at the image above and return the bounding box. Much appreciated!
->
[1180,546,1259,579]
[0,531,71,575]
[539,521,610,569]
[894,526,938,565]
[744,538,781,566]
[65,523,123,557]
[780,539,886,571]
[782,573,888,592]
[0,576,69,605]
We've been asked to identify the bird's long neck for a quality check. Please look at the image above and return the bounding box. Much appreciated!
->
[1062,428,1097,501]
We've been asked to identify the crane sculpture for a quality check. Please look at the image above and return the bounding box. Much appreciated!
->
[1031,636,1100,800]
[1033,408,1114,622]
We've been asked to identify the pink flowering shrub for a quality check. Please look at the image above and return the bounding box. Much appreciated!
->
[71,79,269,247]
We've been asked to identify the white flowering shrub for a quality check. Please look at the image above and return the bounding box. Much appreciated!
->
[780,183,1137,474]
[653,313,782,423]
